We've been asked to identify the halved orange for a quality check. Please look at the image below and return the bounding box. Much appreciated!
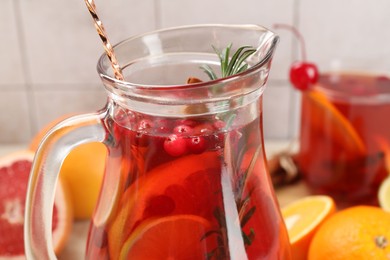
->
[107,151,221,259]
[119,215,211,259]
[302,90,366,155]
[281,195,336,260]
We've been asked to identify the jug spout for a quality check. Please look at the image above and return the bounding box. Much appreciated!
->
[242,24,279,68]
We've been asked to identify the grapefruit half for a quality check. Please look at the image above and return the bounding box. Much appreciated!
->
[0,150,73,258]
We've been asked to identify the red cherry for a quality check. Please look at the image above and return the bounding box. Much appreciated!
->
[274,24,320,91]
[164,134,188,157]
[289,61,319,91]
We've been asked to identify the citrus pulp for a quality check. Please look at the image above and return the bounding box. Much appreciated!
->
[119,215,211,259]
[0,150,72,258]
[281,195,336,260]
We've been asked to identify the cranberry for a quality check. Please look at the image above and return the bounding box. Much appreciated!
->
[188,136,207,154]
[164,134,188,157]
[212,132,226,149]
[114,108,130,123]
[176,119,197,127]
[213,120,226,130]
[133,132,150,147]
[193,123,214,135]
[173,125,193,136]
[154,119,171,134]
[289,62,319,91]
[137,119,153,131]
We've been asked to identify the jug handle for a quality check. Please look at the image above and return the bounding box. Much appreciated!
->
[24,110,108,260]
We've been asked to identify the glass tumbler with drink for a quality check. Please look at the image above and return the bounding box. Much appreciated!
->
[297,63,390,206]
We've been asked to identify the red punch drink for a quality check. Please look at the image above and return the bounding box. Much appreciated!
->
[298,72,390,206]
[86,106,291,259]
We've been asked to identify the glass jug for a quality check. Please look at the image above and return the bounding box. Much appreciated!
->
[24,24,291,259]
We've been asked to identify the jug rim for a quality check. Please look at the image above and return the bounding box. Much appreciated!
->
[96,23,279,91]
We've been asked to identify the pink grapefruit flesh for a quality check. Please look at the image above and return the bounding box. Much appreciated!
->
[0,151,72,258]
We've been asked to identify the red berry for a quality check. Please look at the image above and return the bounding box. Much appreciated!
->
[176,119,197,127]
[173,125,193,136]
[188,136,207,154]
[133,132,150,147]
[138,119,153,131]
[154,119,171,134]
[213,120,226,130]
[289,62,319,91]
[164,134,188,157]
[193,123,214,135]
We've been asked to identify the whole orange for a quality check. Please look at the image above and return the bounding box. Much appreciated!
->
[30,115,107,220]
[308,206,390,259]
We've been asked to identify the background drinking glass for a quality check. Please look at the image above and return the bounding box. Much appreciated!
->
[297,60,390,207]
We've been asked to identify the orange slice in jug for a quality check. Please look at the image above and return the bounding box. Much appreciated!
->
[107,151,221,259]
[119,215,211,259]
[302,90,366,155]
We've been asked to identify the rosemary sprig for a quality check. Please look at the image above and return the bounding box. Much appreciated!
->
[200,44,256,130]
[197,45,259,259]
[201,44,256,80]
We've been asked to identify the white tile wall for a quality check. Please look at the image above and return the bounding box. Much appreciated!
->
[1,0,390,144]
[0,0,25,87]
[299,0,390,73]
